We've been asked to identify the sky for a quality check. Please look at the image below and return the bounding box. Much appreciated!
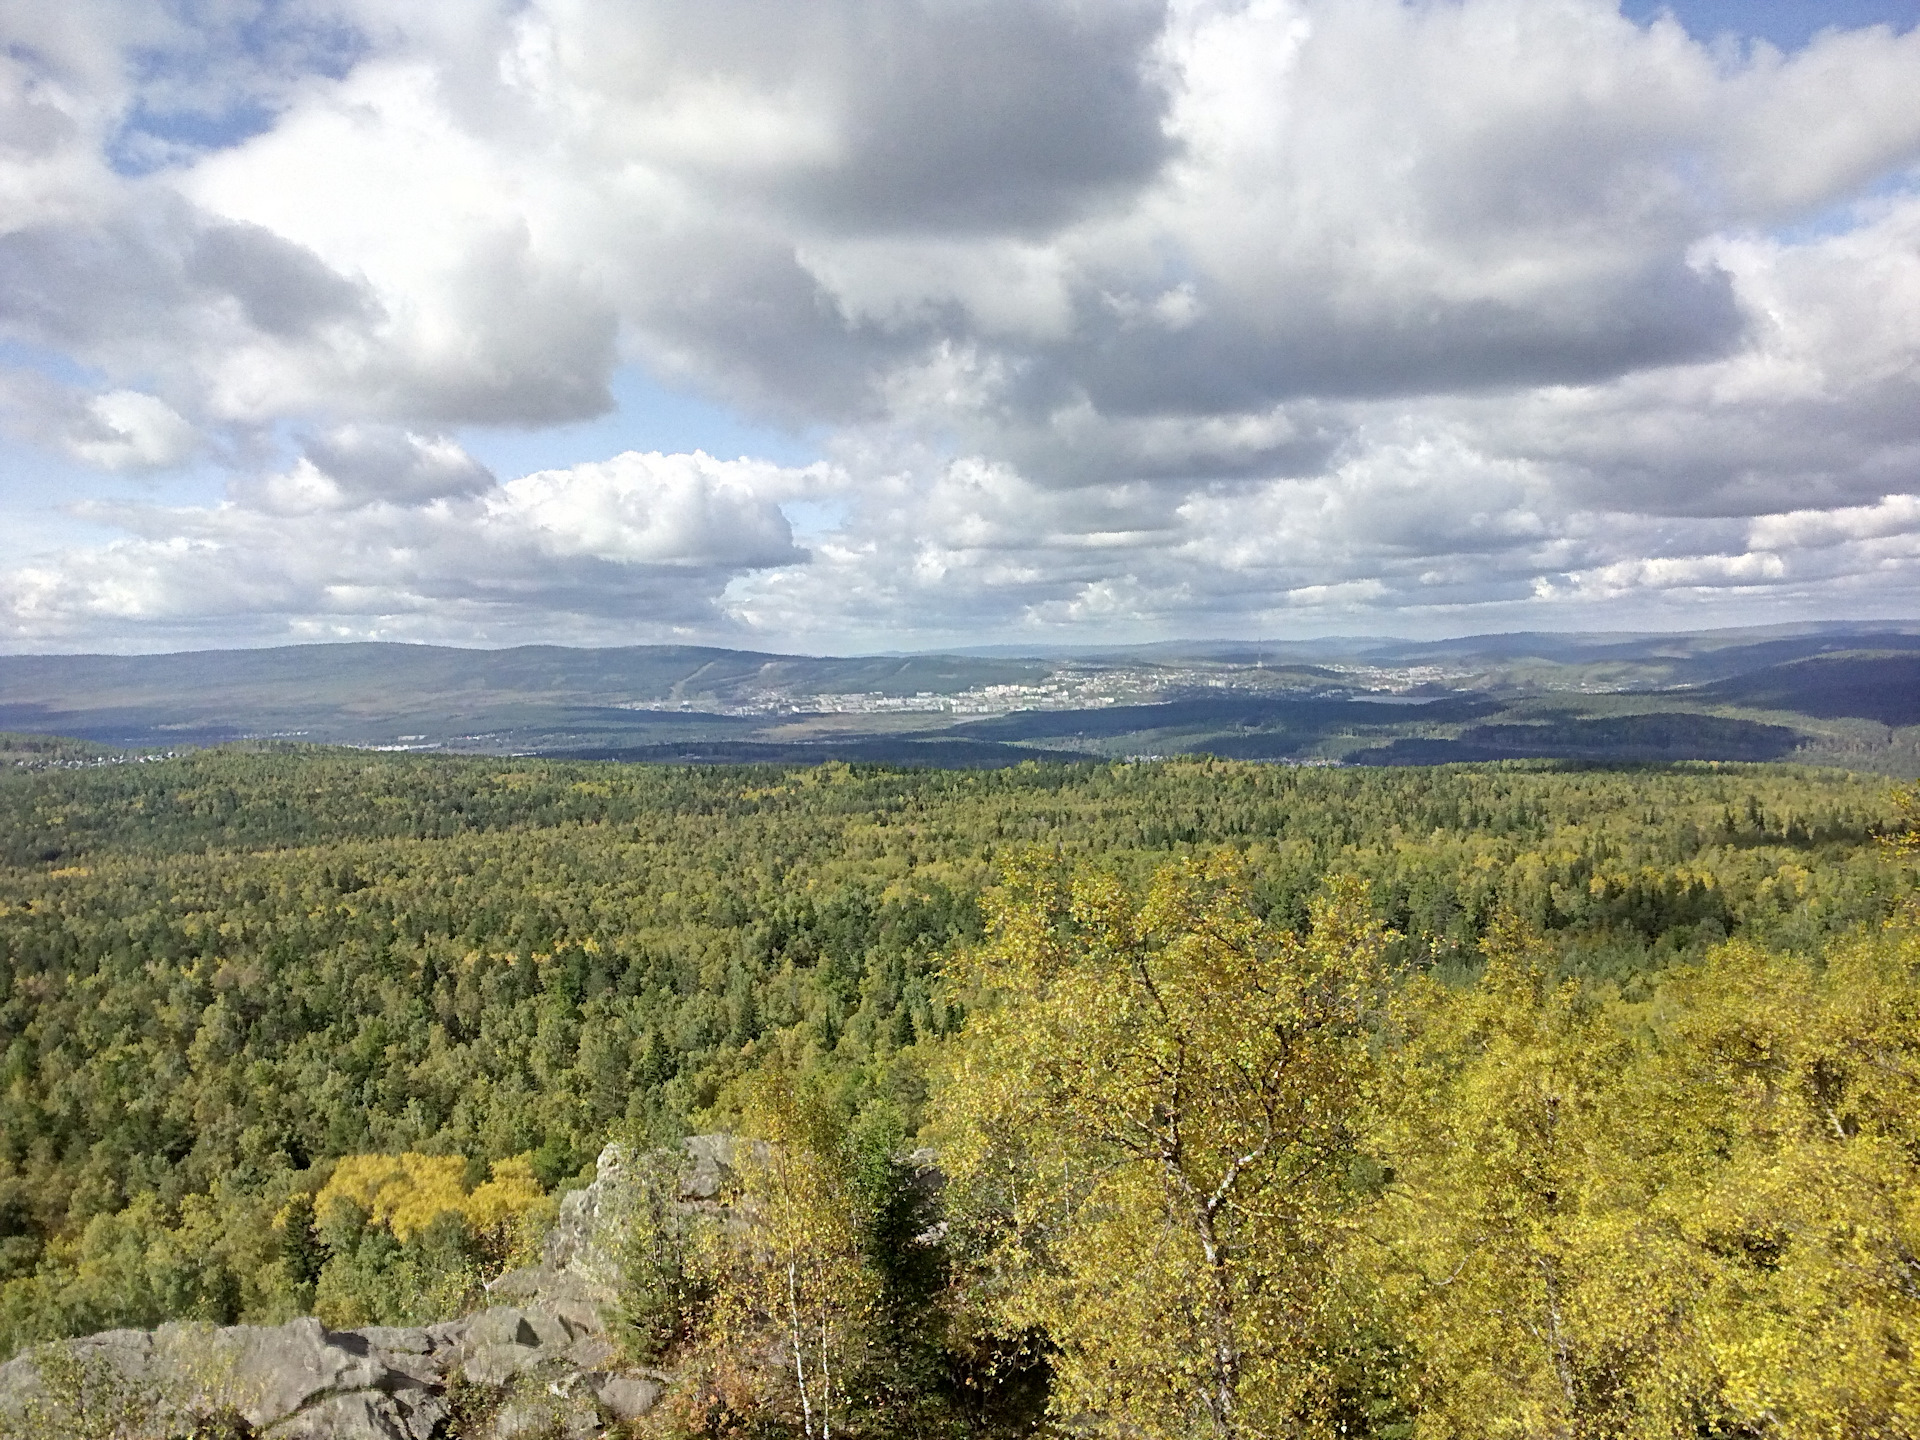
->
[2,1,1919,655]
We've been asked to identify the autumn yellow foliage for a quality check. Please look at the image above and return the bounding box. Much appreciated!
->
[939,853,1920,1440]
[1375,909,1920,1440]
[936,850,1394,1440]
[315,1153,545,1243]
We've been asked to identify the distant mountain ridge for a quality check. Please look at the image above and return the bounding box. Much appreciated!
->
[1692,650,1920,727]
[4,623,1920,771]
[0,643,1057,749]
[0,642,1053,709]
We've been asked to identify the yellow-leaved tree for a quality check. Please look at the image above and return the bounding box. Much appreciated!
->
[672,1077,881,1440]
[932,851,1393,1440]
[1645,921,1920,1439]
[1377,907,1920,1440]
[314,1152,546,1263]
[1373,912,1706,1440]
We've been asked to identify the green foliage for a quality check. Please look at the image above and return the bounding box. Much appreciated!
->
[0,1185,291,1358]
[442,1370,509,1440]
[3,745,1918,1438]
[934,853,1396,1440]
[275,1193,322,1295]
[1365,907,1920,1439]
[7,1328,254,1440]
[312,1201,489,1329]
[615,1147,711,1364]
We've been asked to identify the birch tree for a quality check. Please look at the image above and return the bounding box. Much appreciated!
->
[698,1078,880,1440]
[1371,913,1683,1440]
[934,851,1393,1440]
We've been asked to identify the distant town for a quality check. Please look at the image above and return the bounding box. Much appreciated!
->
[618,662,1462,719]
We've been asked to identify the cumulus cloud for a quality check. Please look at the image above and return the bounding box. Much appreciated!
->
[0,370,200,470]
[3,0,1920,647]
[1748,495,1920,552]
[69,390,199,469]
[1,440,824,646]
[496,451,809,569]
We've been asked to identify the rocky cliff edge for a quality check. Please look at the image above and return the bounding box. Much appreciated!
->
[0,1136,760,1440]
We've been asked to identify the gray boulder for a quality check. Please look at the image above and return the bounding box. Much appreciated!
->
[0,1306,646,1439]
[589,1372,663,1423]
[0,1137,771,1440]
[218,1317,446,1436]
[0,1317,450,1440]
[489,1132,768,1322]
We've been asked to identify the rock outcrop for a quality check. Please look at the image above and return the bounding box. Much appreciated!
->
[0,1307,658,1439]
[0,1136,764,1440]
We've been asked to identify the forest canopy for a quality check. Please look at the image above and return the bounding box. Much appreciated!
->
[1,747,1916,1436]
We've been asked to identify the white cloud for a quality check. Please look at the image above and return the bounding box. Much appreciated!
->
[1714,21,1920,216]
[0,440,823,646]
[2,1,1920,647]
[491,450,809,568]
[1561,551,1790,598]
[68,390,198,470]
[1746,494,1920,553]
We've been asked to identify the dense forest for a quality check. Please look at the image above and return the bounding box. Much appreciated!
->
[1,746,1916,1436]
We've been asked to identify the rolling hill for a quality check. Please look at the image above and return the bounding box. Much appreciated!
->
[4,623,1920,770]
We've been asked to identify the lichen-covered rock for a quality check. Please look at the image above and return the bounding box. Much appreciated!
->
[489,1132,767,1323]
[678,1133,763,1203]
[0,1139,760,1440]
[0,1318,454,1440]
[219,1317,448,1435]
[0,1307,649,1439]
[270,1387,444,1440]
[488,1383,602,1440]
[453,1307,576,1386]
[589,1372,663,1422]
[537,1141,639,1301]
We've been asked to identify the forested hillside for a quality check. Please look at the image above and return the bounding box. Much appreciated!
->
[1,748,1915,1436]
[11,630,1920,771]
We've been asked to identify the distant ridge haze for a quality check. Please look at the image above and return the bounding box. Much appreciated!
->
[6,624,1920,772]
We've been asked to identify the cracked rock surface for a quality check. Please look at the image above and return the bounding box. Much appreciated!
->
[0,1305,653,1439]
[0,1139,736,1439]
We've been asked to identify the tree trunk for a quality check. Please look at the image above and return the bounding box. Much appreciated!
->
[788,1257,815,1440]
[1192,1205,1242,1440]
